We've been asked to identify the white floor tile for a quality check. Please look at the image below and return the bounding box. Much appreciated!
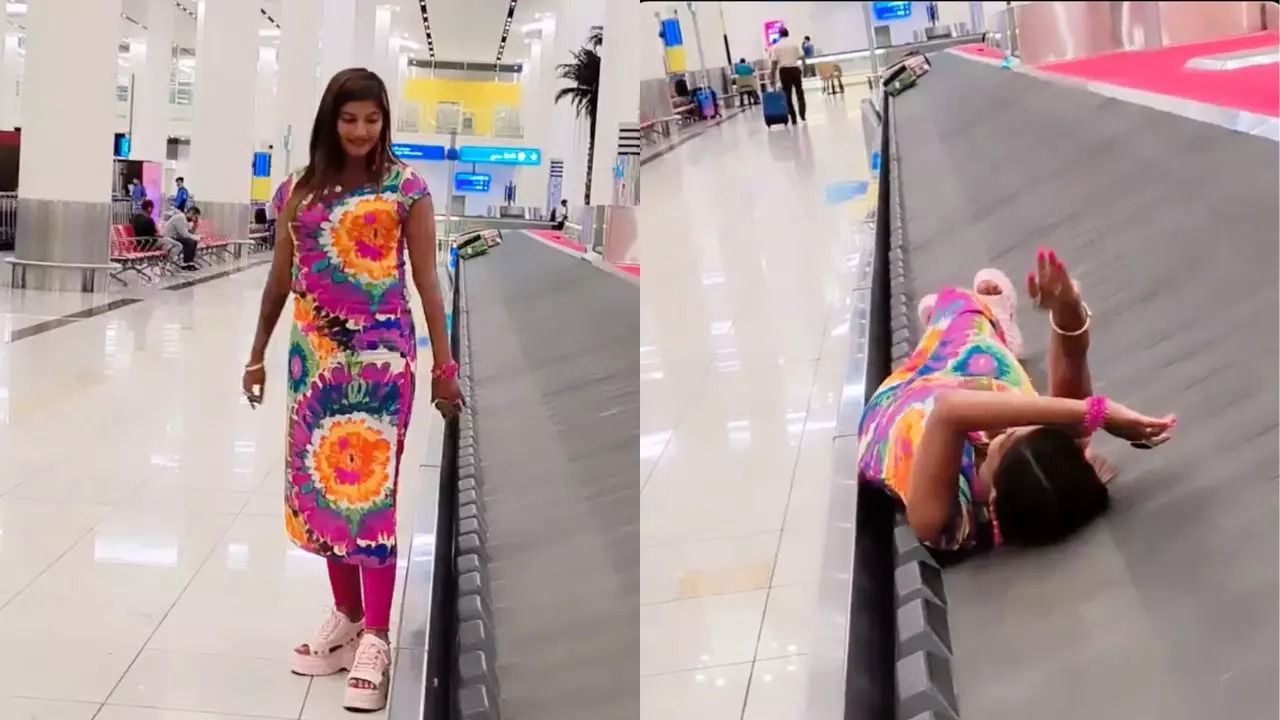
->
[756,584,821,660]
[640,590,768,675]
[108,649,310,718]
[0,696,99,720]
[639,664,753,720]
[640,92,872,704]
[0,641,138,702]
[743,655,810,720]
[641,532,779,605]
[97,707,280,720]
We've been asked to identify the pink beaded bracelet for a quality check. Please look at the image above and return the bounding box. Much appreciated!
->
[1083,395,1108,437]
[431,361,459,380]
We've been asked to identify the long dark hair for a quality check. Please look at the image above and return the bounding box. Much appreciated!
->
[288,68,398,220]
[991,427,1108,546]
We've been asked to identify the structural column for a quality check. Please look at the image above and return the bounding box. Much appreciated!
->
[14,0,123,291]
[275,0,323,184]
[190,0,259,236]
[254,47,279,153]
[590,0,641,207]
[319,0,383,85]
[0,2,11,131]
[547,0,603,208]
[130,0,176,165]
[517,29,554,211]
[371,5,395,83]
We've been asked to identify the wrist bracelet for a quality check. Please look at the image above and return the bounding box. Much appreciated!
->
[1083,395,1108,436]
[1051,300,1091,337]
[431,361,459,380]
[245,362,265,371]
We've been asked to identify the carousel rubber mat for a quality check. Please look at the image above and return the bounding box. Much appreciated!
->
[892,53,1279,720]
[462,231,639,720]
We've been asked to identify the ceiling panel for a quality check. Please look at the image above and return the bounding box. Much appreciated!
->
[425,0,512,63]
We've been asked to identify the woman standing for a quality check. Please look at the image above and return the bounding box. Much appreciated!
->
[242,68,463,711]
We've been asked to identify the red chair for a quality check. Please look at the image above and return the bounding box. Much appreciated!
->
[108,225,170,285]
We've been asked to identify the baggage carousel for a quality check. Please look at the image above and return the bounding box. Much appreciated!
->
[844,52,1279,720]
[426,230,639,720]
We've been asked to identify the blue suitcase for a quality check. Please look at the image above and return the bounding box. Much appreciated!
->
[762,90,787,126]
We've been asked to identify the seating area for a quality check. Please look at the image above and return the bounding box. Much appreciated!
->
[107,221,266,286]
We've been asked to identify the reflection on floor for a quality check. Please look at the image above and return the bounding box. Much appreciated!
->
[640,88,873,719]
[0,263,441,719]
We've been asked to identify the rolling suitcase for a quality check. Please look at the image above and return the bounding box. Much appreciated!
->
[762,90,787,127]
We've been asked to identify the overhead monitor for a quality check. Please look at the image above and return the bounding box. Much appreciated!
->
[872,2,912,21]
[764,20,784,47]
[454,172,492,193]
[391,143,447,161]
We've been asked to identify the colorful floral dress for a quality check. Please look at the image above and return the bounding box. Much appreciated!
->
[857,288,1037,551]
[271,164,429,568]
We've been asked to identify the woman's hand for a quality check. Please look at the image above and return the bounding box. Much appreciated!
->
[1104,401,1176,448]
[431,374,465,420]
[243,362,266,409]
[1027,249,1081,313]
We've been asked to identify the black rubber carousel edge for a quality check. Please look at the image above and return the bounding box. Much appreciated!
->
[450,258,504,720]
[845,91,961,720]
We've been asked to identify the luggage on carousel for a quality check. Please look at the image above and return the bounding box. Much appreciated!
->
[761,90,787,127]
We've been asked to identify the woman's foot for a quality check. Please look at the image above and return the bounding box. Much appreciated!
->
[344,632,392,712]
[973,268,1024,357]
[291,608,363,676]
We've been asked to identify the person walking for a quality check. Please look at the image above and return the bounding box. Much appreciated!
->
[770,27,807,124]
[241,67,462,713]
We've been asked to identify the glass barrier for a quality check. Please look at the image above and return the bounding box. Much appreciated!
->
[985,0,1278,65]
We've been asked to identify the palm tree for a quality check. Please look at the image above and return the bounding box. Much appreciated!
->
[554,26,603,205]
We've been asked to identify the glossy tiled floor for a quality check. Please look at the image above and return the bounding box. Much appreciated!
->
[0,264,441,719]
[639,88,874,719]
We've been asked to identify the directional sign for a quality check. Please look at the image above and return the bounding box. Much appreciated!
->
[457,146,542,166]
[391,143,447,161]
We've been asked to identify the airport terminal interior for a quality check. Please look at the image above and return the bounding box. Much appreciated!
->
[0,1,1278,719]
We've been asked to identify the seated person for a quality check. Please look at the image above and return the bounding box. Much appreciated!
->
[858,251,1176,562]
[162,205,202,271]
[130,200,162,248]
[550,199,569,231]
[733,58,761,106]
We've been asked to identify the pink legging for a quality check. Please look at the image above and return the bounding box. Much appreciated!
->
[328,559,397,631]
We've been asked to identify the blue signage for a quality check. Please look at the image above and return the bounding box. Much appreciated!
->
[252,152,271,178]
[454,172,492,193]
[872,2,912,21]
[457,146,542,166]
[391,143,447,161]
[114,133,130,159]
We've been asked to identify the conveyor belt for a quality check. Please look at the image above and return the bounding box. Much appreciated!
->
[892,53,1279,719]
[461,232,639,720]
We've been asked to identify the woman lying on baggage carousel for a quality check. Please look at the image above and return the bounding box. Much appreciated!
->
[857,250,1176,562]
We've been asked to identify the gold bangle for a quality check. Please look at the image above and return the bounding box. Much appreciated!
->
[1050,301,1091,337]
[244,362,265,371]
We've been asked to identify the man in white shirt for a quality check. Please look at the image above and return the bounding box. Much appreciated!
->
[770,27,807,124]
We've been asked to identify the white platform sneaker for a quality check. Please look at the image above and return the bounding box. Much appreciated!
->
[291,608,363,677]
[344,633,392,712]
[973,268,1024,358]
